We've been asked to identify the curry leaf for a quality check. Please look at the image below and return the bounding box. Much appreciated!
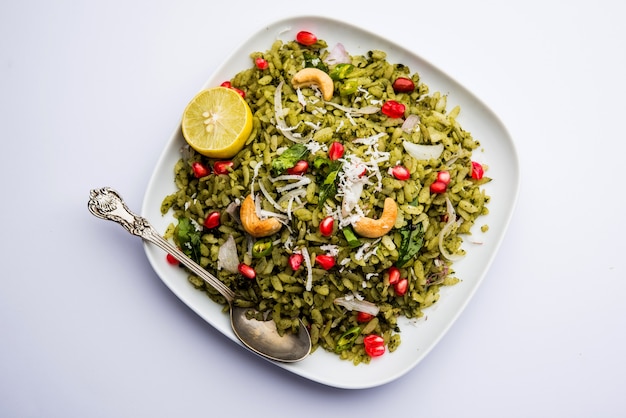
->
[318,167,340,207]
[396,221,425,267]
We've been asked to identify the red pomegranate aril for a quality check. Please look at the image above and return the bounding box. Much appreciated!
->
[387,266,400,285]
[192,162,209,178]
[366,342,385,357]
[286,160,309,175]
[392,77,415,93]
[430,180,447,194]
[357,311,374,323]
[203,211,221,229]
[296,30,317,46]
[437,170,451,185]
[471,161,484,180]
[231,87,245,98]
[315,254,335,270]
[213,160,233,175]
[328,142,344,161]
[394,278,408,296]
[381,100,405,118]
[390,165,410,180]
[319,216,334,237]
[288,253,303,271]
[220,81,232,88]
[238,263,256,279]
[363,334,386,357]
[166,253,179,265]
[255,57,268,70]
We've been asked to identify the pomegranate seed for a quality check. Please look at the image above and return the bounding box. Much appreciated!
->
[288,253,303,271]
[394,278,408,296]
[471,161,484,180]
[357,311,374,323]
[319,216,334,237]
[381,100,405,118]
[231,87,245,98]
[315,254,335,270]
[392,77,415,93]
[437,170,451,185]
[363,334,385,357]
[390,165,410,180]
[387,266,400,285]
[166,253,178,265]
[430,180,447,194]
[286,160,309,175]
[220,81,232,88]
[203,211,221,229]
[328,142,344,161]
[255,57,268,70]
[213,160,233,175]
[238,263,256,279]
[296,30,317,46]
[191,162,209,178]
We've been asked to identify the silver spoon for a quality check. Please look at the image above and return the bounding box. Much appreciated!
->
[88,187,311,363]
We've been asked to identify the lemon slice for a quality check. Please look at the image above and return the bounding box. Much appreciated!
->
[181,86,253,158]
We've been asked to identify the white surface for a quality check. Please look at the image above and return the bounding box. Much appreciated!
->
[1,1,624,416]
[141,15,520,389]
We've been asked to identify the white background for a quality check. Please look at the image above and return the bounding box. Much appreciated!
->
[1,1,625,417]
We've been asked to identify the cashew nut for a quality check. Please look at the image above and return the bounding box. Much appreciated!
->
[291,68,334,101]
[240,195,282,238]
[352,198,398,238]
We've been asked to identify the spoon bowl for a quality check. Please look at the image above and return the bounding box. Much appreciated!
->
[88,187,311,363]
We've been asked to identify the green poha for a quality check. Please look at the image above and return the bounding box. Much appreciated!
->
[161,33,491,364]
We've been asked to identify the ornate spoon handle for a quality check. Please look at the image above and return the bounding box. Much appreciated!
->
[88,187,235,301]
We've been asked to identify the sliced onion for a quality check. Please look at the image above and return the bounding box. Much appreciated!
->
[217,235,239,274]
[401,114,420,133]
[333,295,380,316]
[324,43,351,65]
[224,201,241,225]
[402,141,444,161]
[438,196,464,261]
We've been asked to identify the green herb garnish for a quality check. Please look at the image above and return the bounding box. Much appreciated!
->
[318,168,340,207]
[175,218,202,264]
[271,144,310,175]
[396,221,425,267]
[303,51,328,72]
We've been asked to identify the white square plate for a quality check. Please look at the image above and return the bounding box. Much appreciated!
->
[141,15,520,389]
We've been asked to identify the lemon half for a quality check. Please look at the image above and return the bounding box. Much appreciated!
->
[181,86,253,158]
